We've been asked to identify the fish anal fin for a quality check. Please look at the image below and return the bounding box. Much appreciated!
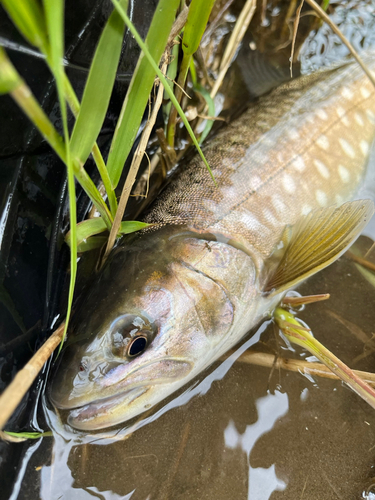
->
[264,200,375,295]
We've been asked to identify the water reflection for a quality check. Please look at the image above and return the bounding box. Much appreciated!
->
[224,391,289,499]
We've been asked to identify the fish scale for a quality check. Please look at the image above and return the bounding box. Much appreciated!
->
[146,58,375,257]
[51,55,375,430]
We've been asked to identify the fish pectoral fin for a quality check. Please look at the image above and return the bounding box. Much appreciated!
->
[264,199,375,295]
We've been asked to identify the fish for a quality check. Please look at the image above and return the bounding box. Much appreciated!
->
[50,54,375,430]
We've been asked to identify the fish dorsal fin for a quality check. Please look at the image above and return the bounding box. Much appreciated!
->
[264,200,374,295]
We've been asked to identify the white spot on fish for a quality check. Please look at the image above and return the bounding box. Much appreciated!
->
[292,156,305,172]
[341,87,354,100]
[338,138,355,158]
[338,165,350,183]
[316,135,329,150]
[336,106,349,125]
[335,194,344,205]
[306,114,315,124]
[239,212,262,229]
[336,106,345,118]
[361,87,371,99]
[360,140,369,156]
[249,175,262,191]
[276,152,284,163]
[354,113,364,126]
[272,195,287,213]
[282,174,296,194]
[239,212,271,237]
[287,128,300,140]
[314,159,330,179]
[366,110,375,124]
[263,208,279,227]
[301,205,312,215]
[316,109,328,121]
[315,189,327,206]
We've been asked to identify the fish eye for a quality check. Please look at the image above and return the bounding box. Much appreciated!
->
[109,314,155,359]
[128,335,147,357]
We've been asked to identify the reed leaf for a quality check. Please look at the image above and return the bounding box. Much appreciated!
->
[3,0,118,220]
[119,220,151,234]
[0,46,22,94]
[4,431,52,441]
[107,0,180,189]
[69,0,127,188]
[166,0,215,147]
[1,0,49,54]
[65,218,150,251]
[194,83,215,144]
[181,0,216,56]
[275,307,375,410]
[43,0,76,350]
[65,218,109,248]
[111,0,215,183]
[77,236,108,253]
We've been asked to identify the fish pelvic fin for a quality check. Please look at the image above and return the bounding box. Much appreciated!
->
[264,200,375,295]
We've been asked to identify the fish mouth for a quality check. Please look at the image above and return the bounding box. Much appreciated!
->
[53,358,193,430]
[67,386,150,430]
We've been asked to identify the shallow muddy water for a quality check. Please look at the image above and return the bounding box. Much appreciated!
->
[6,1,375,499]
[13,234,375,500]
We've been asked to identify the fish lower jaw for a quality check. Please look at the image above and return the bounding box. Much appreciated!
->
[67,386,149,431]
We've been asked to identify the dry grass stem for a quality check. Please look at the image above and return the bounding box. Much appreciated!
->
[304,0,375,89]
[346,250,375,273]
[290,0,304,77]
[282,293,330,306]
[103,61,168,262]
[102,9,191,262]
[166,6,188,48]
[0,431,27,443]
[231,349,375,386]
[132,146,163,197]
[0,322,65,431]
[209,0,256,101]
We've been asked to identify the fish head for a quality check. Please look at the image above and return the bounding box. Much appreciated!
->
[50,227,258,430]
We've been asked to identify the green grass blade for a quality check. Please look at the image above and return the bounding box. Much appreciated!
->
[65,218,107,247]
[181,0,216,56]
[43,0,76,351]
[194,83,215,144]
[119,221,151,234]
[76,236,108,253]
[4,431,52,441]
[275,307,375,410]
[1,48,112,227]
[0,47,66,159]
[107,0,180,189]
[65,218,151,249]
[111,0,216,184]
[1,0,49,53]
[70,0,127,174]
[0,47,21,94]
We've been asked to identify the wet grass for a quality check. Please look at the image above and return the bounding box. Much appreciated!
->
[0,0,216,346]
